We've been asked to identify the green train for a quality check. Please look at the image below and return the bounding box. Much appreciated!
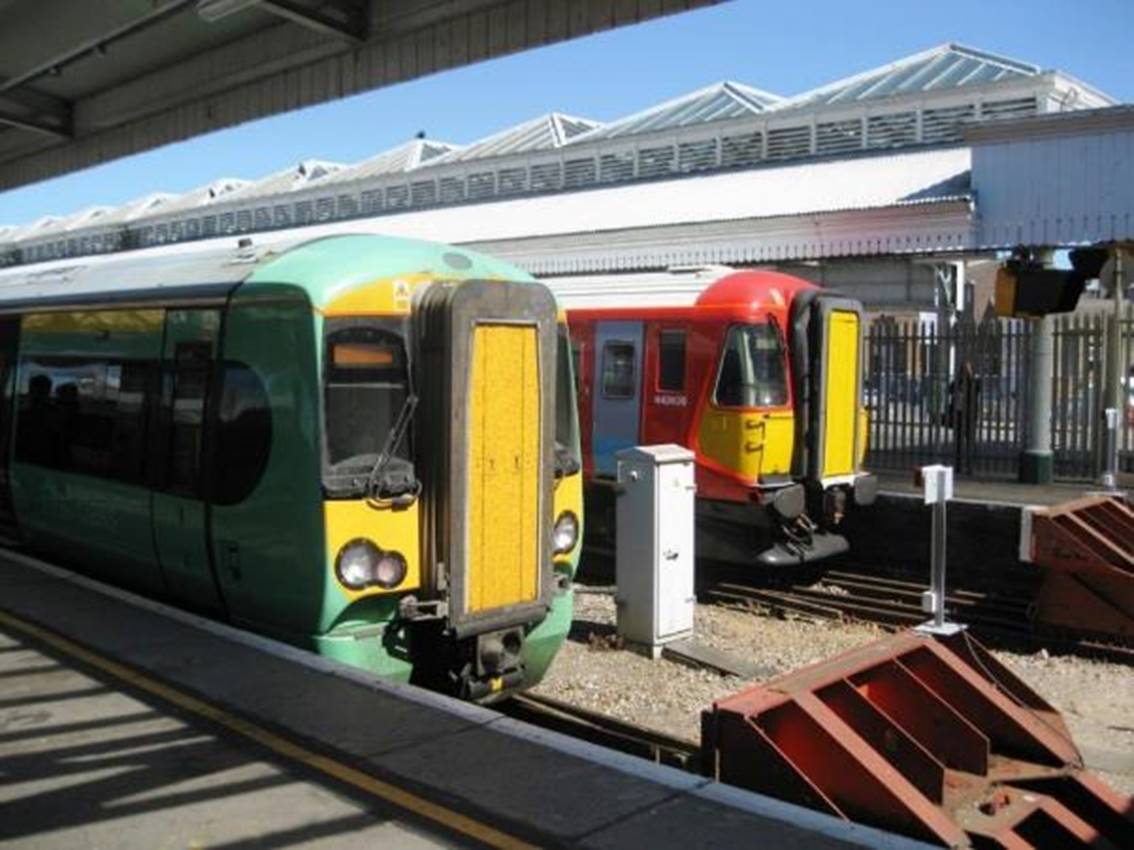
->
[0,233,583,701]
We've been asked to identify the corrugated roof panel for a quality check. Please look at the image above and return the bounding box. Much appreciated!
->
[224,159,345,203]
[787,44,1041,108]
[326,139,461,183]
[246,147,972,245]
[7,216,63,243]
[25,207,113,240]
[92,193,176,228]
[154,179,250,217]
[576,81,784,142]
[434,113,601,164]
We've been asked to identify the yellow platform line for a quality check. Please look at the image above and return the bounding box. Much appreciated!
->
[0,608,537,850]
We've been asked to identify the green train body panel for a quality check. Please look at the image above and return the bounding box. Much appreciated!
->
[210,287,326,637]
[3,233,579,699]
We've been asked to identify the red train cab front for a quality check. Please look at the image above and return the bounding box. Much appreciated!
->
[568,270,876,567]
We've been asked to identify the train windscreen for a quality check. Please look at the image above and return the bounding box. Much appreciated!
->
[322,319,411,498]
[713,322,788,409]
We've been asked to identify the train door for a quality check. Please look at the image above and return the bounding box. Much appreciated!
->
[641,324,690,446]
[151,308,226,613]
[812,298,864,481]
[209,293,324,634]
[592,321,643,477]
[0,317,20,540]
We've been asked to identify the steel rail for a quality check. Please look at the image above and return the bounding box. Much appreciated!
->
[702,568,1134,666]
[501,692,701,772]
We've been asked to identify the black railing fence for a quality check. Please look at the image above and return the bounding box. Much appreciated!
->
[864,305,1133,481]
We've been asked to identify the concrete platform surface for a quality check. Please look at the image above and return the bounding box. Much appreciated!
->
[0,548,937,850]
[0,628,466,849]
[877,473,1128,507]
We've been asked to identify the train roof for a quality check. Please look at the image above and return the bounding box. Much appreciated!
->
[0,231,532,312]
[566,270,817,321]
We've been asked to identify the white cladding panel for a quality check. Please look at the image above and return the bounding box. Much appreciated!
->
[615,445,696,652]
[974,122,1134,247]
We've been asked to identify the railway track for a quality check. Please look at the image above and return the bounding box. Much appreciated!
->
[501,692,701,772]
[703,566,1134,665]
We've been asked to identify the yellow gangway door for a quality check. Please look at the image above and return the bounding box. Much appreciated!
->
[466,323,541,613]
[822,309,860,478]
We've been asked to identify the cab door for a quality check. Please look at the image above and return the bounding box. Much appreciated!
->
[151,308,225,613]
[592,321,643,477]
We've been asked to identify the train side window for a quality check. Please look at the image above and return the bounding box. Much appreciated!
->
[657,330,686,392]
[714,323,789,408]
[212,361,272,506]
[15,357,152,484]
[110,361,152,483]
[601,342,636,399]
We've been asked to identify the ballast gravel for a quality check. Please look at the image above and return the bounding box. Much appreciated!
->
[532,585,1134,796]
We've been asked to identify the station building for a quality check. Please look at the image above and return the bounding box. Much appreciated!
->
[0,43,1122,313]
[2,43,1131,484]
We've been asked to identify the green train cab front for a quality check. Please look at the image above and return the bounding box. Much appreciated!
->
[247,235,580,701]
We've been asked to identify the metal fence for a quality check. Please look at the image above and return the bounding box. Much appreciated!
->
[864,303,1134,481]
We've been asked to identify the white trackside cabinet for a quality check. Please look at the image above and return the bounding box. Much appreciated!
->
[615,444,696,656]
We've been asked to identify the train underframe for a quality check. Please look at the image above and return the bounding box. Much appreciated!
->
[585,471,877,571]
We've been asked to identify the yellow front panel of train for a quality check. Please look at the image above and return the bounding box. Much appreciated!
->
[698,409,794,483]
[467,323,541,613]
[822,310,860,477]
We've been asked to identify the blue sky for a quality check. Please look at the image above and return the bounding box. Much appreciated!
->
[1,0,1131,225]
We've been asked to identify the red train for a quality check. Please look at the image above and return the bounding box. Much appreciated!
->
[568,270,877,566]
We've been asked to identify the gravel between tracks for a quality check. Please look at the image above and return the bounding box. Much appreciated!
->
[532,585,1134,796]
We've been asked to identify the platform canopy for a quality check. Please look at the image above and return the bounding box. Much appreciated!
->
[0,0,719,191]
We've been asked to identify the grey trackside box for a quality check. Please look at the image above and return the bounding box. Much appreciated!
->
[615,444,696,657]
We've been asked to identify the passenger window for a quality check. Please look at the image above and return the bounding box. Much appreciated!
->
[16,357,153,484]
[714,323,789,408]
[601,342,636,399]
[110,362,151,483]
[657,330,686,392]
[213,361,272,506]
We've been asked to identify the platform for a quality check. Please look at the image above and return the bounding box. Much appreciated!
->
[841,475,1131,576]
[0,549,933,850]
[876,473,1128,508]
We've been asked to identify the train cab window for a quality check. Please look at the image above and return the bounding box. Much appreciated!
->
[213,361,272,506]
[601,342,636,399]
[322,320,411,498]
[570,339,582,398]
[713,322,789,408]
[657,330,686,392]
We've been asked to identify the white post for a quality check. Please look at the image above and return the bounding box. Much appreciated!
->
[917,464,963,635]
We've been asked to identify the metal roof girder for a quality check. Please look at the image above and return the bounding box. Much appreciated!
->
[255,0,368,43]
[0,86,73,139]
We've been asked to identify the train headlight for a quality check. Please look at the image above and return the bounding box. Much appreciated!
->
[552,511,579,555]
[335,539,406,590]
[373,551,408,589]
[336,539,382,589]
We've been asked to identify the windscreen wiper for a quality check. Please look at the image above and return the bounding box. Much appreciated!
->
[554,441,581,479]
[366,393,419,504]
